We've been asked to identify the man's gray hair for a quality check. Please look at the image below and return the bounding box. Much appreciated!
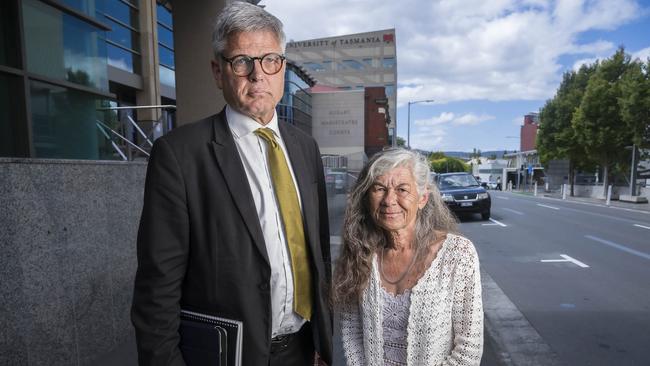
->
[212,2,286,58]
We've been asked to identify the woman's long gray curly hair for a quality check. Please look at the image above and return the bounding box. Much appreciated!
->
[332,148,458,305]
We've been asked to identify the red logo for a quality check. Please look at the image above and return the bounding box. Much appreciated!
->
[383,34,394,43]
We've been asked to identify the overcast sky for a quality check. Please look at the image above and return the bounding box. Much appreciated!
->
[261,0,650,152]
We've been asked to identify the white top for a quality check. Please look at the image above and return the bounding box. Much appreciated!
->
[226,106,305,337]
[340,233,484,365]
[381,287,410,365]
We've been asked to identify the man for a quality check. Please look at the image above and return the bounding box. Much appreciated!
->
[131,3,332,366]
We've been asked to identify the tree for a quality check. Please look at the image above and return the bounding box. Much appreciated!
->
[428,152,469,173]
[572,48,635,195]
[537,63,596,195]
[396,136,406,147]
[619,58,650,150]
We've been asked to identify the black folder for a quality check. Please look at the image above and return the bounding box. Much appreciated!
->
[179,309,243,366]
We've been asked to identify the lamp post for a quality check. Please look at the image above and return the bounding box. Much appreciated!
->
[407,99,434,149]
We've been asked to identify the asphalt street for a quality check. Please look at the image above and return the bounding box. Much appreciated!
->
[459,191,650,366]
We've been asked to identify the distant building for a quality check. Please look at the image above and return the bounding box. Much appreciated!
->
[520,113,539,152]
[311,86,390,171]
[286,29,397,145]
[277,61,316,135]
[364,86,390,158]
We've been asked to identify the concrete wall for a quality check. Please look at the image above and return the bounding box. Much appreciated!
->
[570,184,649,200]
[173,0,228,125]
[0,158,146,366]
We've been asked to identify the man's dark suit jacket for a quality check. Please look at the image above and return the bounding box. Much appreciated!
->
[131,109,333,366]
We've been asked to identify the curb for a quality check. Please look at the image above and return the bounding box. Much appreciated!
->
[481,269,564,366]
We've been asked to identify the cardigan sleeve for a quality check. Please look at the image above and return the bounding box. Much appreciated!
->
[339,301,366,365]
[443,240,484,366]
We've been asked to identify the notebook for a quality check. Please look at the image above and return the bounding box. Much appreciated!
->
[179,309,243,366]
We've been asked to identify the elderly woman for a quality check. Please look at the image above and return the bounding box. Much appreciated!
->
[333,148,483,365]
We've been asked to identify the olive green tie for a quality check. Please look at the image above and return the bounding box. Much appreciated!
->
[254,128,313,321]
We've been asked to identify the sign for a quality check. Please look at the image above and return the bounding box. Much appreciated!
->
[527,165,533,175]
[638,168,650,179]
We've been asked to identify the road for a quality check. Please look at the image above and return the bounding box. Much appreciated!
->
[460,191,650,366]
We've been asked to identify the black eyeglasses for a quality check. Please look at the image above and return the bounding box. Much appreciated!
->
[221,53,286,77]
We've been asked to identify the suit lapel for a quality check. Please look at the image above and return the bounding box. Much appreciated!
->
[279,123,325,275]
[210,111,269,265]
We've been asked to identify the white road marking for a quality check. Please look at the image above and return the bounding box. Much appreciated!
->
[330,236,342,245]
[502,208,524,215]
[540,254,590,268]
[537,204,560,210]
[542,196,650,215]
[634,224,650,230]
[485,218,507,227]
[496,196,510,200]
[585,235,650,260]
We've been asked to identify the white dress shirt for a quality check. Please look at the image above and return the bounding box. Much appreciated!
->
[226,105,306,337]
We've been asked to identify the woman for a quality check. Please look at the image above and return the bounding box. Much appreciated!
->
[333,148,483,365]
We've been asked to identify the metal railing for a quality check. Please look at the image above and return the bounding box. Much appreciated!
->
[95,105,176,161]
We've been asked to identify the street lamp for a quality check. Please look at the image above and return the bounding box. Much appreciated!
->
[407,99,434,149]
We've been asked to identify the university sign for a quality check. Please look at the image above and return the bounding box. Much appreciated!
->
[287,33,394,49]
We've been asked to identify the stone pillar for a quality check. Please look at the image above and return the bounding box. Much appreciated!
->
[136,0,161,122]
[173,0,228,125]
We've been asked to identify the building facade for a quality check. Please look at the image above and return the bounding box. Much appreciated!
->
[285,29,397,145]
[278,61,315,136]
[0,0,179,160]
[520,112,539,152]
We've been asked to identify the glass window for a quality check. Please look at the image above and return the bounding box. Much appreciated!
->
[104,0,138,28]
[157,24,173,49]
[342,59,364,70]
[303,62,324,72]
[362,58,373,67]
[23,0,108,91]
[157,3,173,29]
[107,43,139,73]
[158,46,174,69]
[106,18,139,51]
[61,0,105,19]
[383,57,395,69]
[0,73,29,157]
[29,80,115,160]
[385,84,395,96]
[159,64,175,87]
[0,0,21,68]
[322,60,332,70]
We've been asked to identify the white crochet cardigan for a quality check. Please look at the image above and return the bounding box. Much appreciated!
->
[339,233,484,365]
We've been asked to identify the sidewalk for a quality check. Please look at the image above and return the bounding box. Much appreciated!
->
[510,189,650,214]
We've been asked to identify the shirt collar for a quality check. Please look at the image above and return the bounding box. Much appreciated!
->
[226,105,280,139]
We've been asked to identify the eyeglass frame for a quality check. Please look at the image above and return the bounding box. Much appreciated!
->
[220,53,286,77]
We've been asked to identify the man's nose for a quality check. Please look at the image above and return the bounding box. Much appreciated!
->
[248,59,265,80]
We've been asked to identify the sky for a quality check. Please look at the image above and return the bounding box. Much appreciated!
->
[260,0,650,153]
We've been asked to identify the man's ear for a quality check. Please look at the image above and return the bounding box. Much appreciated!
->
[211,59,224,90]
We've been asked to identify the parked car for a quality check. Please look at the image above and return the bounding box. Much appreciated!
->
[435,172,491,220]
[326,172,347,193]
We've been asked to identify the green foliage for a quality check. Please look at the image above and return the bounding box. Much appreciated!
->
[396,136,406,147]
[573,48,634,184]
[619,58,650,149]
[428,152,469,173]
[537,47,649,188]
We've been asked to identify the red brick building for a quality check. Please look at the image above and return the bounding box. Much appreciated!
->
[520,113,539,152]
[364,87,390,158]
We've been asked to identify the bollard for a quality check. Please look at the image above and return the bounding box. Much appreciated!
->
[545,182,549,192]
[562,184,567,200]
[606,185,612,206]
[534,182,538,196]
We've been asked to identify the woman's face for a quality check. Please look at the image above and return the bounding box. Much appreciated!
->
[368,166,429,234]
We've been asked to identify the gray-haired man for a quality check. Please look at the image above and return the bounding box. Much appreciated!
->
[131,3,332,365]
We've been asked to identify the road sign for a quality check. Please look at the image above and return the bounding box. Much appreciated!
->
[527,165,533,175]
